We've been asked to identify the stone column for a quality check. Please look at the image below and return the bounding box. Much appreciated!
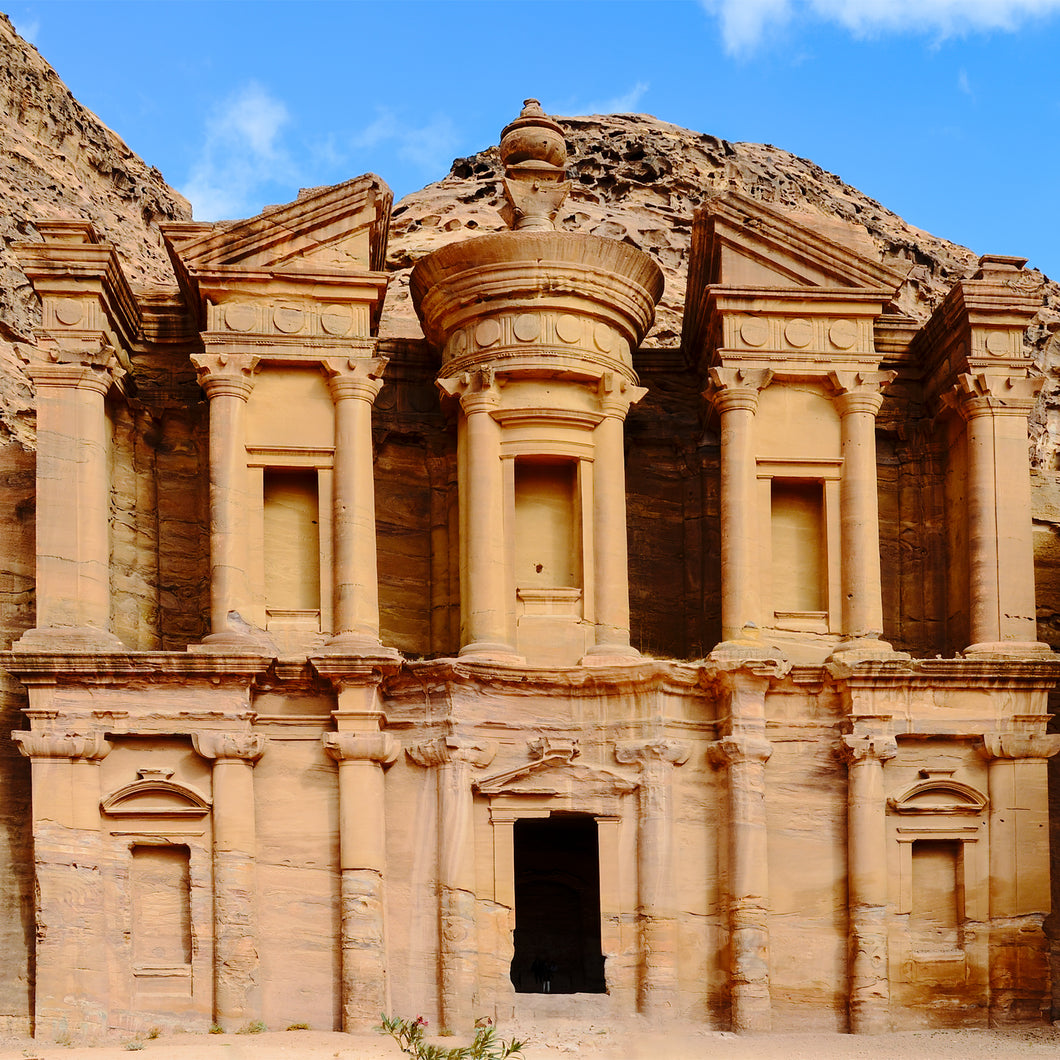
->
[950,374,1046,653]
[839,731,897,1034]
[13,731,111,1036]
[980,732,1060,1025]
[828,371,896,646]
[322,354,393,653]
[706,368,774,644]
[440,368,515,659]
[323,730,399,1031]
[191,354,259,641]
[583,373,647,662]
[707,654,786,1032]
[408,736,495,1034]
[22,359,124,646]
[614,738,691,1017]
[192,732,266,1029]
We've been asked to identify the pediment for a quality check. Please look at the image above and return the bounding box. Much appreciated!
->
[101,769,211,819]
[690,191,909,294]
[888,776,988,816]
[162,174,392,279]
[475,753,637,798]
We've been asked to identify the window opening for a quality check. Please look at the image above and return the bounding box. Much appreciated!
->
[263,468,321,617]
[771,479,826,614]
[911,838,963,954]
[514,460,580,589]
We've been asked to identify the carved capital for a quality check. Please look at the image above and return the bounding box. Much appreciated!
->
[704,367,774,415]
[827,370,896,417]
[323,731,399,766]
[13,731,111,761]
[192,731,266,763]
[946,371,1043,419]
[190,352,260,401]
[615,738,691,768]
[27,358,123,396]
[438,366,500,414]
[707,735,772,768]
[323,354,388,404]
[406,736,496,770]
[980,732,1060,761]
[838,733,897,765]
[597,371,648,419]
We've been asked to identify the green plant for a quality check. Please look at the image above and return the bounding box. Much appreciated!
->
[285,1022,311,1030]
[379,1014,523,1060]
[146,1026,160,1040]
[208,1024,224,1035]
[237,1019,267,1035]
[124,1042,145,1052]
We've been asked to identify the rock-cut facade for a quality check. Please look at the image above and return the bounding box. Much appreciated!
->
[2,99,1059,1041]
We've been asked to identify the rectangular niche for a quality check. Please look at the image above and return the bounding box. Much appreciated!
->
[263,467,321,624]
[770,479,826,619]
[515,459,581,590]
[910,838,963,955]
[131,844,192,992]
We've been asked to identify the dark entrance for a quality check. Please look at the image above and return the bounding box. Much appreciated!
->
[510,814,605,994]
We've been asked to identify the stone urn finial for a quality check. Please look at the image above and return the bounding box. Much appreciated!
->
[499,99,572,231]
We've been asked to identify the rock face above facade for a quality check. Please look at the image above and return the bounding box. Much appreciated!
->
[0,14,191,445]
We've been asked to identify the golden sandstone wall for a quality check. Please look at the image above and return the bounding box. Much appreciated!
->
[4,14,1060,1043]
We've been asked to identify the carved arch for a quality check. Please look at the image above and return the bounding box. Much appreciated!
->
[101,768,211,819]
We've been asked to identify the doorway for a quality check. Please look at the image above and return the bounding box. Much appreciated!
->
[510,814,605,994]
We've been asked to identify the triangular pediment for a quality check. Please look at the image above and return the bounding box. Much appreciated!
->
[162,174,392,279]
[475,752,637,798]
[690,191,910,294]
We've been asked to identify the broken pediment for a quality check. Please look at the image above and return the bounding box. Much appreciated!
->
[101,768,211,819]
[688,191,910,295]
[475,751,638,799]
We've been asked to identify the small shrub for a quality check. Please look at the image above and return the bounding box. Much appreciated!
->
[124,1042,145,1052]
[237,1020,267,1035]
[285,1022,311,1030]
[379,1014,523,1060]
[146,1027,161,1040]
[208,1024,224,1035]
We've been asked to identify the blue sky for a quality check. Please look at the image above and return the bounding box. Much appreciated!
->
[6,1,1060,277]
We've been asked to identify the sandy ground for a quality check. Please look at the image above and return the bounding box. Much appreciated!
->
[3,1024,1060,1060]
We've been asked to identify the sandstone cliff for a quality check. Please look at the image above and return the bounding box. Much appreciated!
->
[0,13,191,446]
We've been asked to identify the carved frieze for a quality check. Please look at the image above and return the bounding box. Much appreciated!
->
[206,299,373,341]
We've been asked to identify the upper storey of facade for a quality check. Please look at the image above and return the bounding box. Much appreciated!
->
[8,101,1049,666]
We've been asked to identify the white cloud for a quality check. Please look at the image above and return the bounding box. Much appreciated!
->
[180,82,293,221]
[701,0,1060,53]
[958,68,974,96]
[351,109,461,176]
[576,81,652,115]
[11,14,40,43]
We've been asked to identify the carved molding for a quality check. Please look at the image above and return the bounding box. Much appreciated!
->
[614,738,691,768]
[407,736,496,770]
[981,732,1060,761]
[707,735,772,768]
[838,733,898,765]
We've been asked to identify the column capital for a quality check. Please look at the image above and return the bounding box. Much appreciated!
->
[946,371,1043,420]
[13,730,111,761]
[707,734,772,768]
[981,732,1060,761]
[827,369,896,416]
[704,366,774,415]
[406,735,496,769]
[192,731,266,763]
[323,355,389,403]
[437,366,501,414]
[838,732,897,764]
[615,738,691,768]
[597,371,648,419]
[191,352,260,400]
[323,731,399,766]
[26,357,124,395]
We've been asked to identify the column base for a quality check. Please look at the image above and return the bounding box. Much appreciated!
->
[965,640,1054,657]
[458,641,525,665]
[319,631,401,659]
[709,639,788,668]
[580,641,641,667]
[827,637,910,666]
[12,625,125,652]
